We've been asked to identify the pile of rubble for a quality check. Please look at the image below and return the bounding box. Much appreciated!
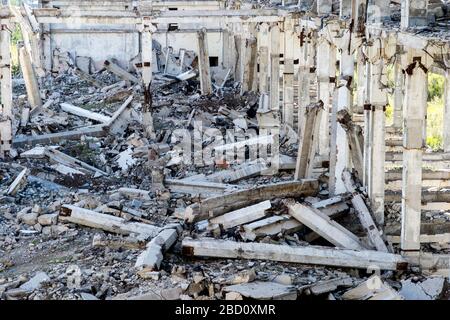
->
[0,44,448,300]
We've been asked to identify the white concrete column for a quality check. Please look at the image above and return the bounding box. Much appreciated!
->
[222,27,230,70]
[297,30,311,135]
[333,31,354,195]
[0,22,12,157]
[366,41,388,225]
[197,28,212,95]
[316,37,336,157]
[258,23,270,94]
[241,36,257,94]
[369,58,387,225]
[140,19,155,139]
[444,70,450,153]
[363,59,372,188]
[233,24,243,82]
[400,50,429,252]
[269,23,280,111]
[282,18,295,127]
[393,58,404,128]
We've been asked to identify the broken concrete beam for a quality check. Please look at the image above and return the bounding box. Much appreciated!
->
[104,60,139,83]
[116,188,151,200]
[224,281,297,300]
[306,276,355,295]
[214,135,274,153]
[60,205,161,238]
[135,227,179,271]
[51,164,84,176]
[92,234,145,250]
[386,168,450,182]
[60,103,111,123]
[18,46,43,110]
[415,253,450,275]
[342,275,403,300]
[385,189,450,203]
[342,171,389,252]
[386,233,450,244]
[285,200,367,251]
[184,179,318,223]
[12,125,107,147]
[209,200,271,229]
[164,179,240,197]
[182,238,408,270]
[241,198,349,241]
[6,168,28,196]
[44,148,107,177]
[73,67,105,88]
[218,106,258,127]
[30,98,54,118]
[399,277,445,300]
[241,214,302,241]
[205,160,268,183]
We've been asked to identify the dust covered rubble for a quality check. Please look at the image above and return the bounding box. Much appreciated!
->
[1,50,449,301]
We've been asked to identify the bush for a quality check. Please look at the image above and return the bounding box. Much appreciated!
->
[428,73,445,102]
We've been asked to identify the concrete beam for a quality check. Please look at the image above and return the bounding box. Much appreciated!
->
[18,45,42,110]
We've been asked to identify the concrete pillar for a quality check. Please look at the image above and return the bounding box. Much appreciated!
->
[197,28,212,95]
[332,31,354,195]
[141,19,155,139]
[269,23,280,111]
[258,23,270,94]
[222,28,230,70]
[18,45,42,110]
[316,38,336,157]
[354,0,367,34]
[234,32,242,84]
[363,60,372,188]
[356,47,366,113]
[401,0,429,29]
[0,23,12,157]
[282,18,295,127]
[297,30,311,135]
[444,70,450,153]
[393,58,404,128]
[400,50,429,253]
[367,42,388,225]
[241,37,257,94]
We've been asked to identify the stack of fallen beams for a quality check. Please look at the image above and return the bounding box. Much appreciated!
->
[60,205,181,273]
[181,174,407,271]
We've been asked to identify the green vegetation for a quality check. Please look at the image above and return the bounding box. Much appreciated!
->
[386,68,445,151]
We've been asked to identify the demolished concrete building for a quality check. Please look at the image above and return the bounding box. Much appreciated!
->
[0,0,449,300]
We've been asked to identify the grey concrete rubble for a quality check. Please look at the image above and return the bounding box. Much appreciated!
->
[0,0,449,301]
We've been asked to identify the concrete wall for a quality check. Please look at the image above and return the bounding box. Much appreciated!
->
[43,0,224,72]
[153,30,223,67]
